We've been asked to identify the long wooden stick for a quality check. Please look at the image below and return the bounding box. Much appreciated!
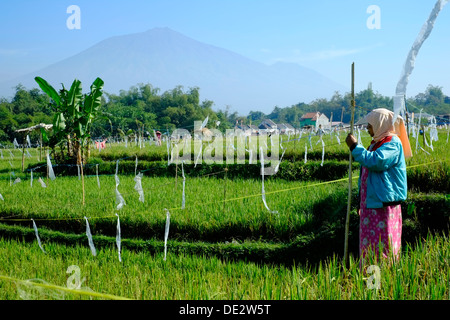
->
[344,62,356,268]
[78,140,85,206]
[21,134,25,172]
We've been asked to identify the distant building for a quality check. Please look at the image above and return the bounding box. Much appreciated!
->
[330,121,344,128]
[277,123,296,135]
[437,114,450,125]
[300,112,330,130]
[258,119,277,134]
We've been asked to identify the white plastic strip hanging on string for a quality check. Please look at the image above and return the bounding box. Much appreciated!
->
[13,138,19,149]
[96,164,100,189]
[181,161,186,209]
[274,148,285,175]
[46,153,56,180]
[424,132,433,151]
[393,0,448,124]
[260,147,278,214]
[166,135,170,165]
[134,172,144,203]
[321,139,325,167]
[246,149,253,164]
[201,116,209,129]
[30,169,33,187]
[0,193,4,201]
[84,217,97,256]
[163,209,170,261]
[38,177,46,188]
[419,146,431,155]
[115,174,126,210]
[336,131,341,144]
[447,124,449,143]
[115,159,126,209]
[274,139,286,175]
[304,144,308,164]
[26,135,31,148]
[31,219,45,253]
[0,149,3,159]
[194,141,202,168]
[13,177,21,185]
[416,110,422,152]
[135,156,138,176]
[357,128,362,145]
[115,213,122,262]
[77,165,80,180]
[430,116,438,142]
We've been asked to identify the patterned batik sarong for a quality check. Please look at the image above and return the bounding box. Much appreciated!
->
[359,167,402,263]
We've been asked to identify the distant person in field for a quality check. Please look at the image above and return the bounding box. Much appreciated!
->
[345,108,412,264]
[155,131,162,146]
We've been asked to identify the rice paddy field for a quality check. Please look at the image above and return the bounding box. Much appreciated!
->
[0,128,449,302]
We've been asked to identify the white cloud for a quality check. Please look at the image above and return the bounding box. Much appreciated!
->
[273,43,385,63]
[0,48,28,57]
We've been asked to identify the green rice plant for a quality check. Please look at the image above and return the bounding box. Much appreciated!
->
[0,231,448,300]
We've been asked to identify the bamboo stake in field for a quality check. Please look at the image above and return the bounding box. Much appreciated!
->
[21,134,26,172]
[175,162,178,190]
[344,62,356,268]
[223,167,228,215]
[77,140,85,206]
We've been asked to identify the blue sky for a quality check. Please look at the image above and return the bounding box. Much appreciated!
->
[1,0,449,101]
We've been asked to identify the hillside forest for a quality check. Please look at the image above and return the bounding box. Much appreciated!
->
[0,82,449,145]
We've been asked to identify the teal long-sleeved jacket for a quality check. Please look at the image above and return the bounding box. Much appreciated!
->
[351,135,407,209]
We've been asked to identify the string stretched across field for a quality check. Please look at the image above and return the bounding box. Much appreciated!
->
[0,274,131,300]
[0,157,446,266]
[0,158,448,222]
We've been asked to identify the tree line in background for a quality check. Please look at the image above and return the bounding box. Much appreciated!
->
[0,82,449,144]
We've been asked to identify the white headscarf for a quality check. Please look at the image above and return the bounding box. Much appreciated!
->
[362,108,412,158]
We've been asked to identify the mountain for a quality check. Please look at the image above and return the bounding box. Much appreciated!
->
[0,27,348,115]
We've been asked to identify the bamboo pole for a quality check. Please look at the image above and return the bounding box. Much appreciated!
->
[223,167,228,215]
[344,62,356,268]
[39,131,42,162]
[404,95,410,138]
[175,162,178,190]
[78,140,85,206]
[21,134,25,172]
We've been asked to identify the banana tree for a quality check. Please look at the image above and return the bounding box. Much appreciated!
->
[34,76,104,163]
[35,76,104,206]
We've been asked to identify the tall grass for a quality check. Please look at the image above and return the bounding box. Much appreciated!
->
[0,128,448,300]
[0,232,448,300]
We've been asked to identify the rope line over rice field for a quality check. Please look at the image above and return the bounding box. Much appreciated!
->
[0,274,132,300]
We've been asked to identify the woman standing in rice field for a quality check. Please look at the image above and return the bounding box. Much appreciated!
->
[345,108,412,264]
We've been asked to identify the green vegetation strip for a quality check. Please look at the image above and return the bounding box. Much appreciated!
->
[0,232,449,300]
[0,274,131,300]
